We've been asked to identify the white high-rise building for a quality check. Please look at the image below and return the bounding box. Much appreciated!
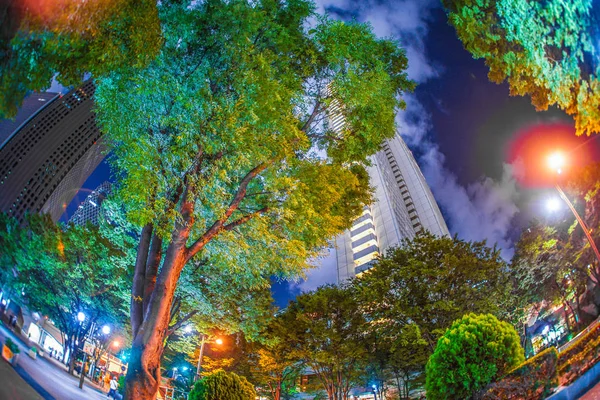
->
[335,134,449,282]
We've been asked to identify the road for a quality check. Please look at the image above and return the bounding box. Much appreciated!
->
[0,323,107,400]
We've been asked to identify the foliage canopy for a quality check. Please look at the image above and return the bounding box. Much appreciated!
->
[425,313,524,400]
[189,370,256,400]
[444,0,600,135]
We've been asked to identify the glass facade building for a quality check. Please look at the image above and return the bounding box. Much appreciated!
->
[0,81,106,222]
[68,181,112,226]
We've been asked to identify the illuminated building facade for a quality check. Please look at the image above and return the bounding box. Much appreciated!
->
[335,135,450,282]
[0,81,105,222]
[69,181,112,226]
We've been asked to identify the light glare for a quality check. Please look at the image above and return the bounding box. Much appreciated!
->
[547,198,561,212]
[548,152,565,173]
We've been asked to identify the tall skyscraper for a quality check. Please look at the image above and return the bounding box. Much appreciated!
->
[0,80,105,222]
[335,134,450,282]
[69,181,112,226]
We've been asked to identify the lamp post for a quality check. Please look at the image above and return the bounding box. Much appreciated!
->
[76,313,91,390]
[194,333,223,381]
[547,151,600,266]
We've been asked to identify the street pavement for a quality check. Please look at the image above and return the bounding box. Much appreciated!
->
[581,381,600,400]
[0,323,108,400]
[0,357,44,400]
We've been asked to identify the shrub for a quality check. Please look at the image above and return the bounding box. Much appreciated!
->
[479,347,558,400]
[558,323,600,385]
[189,370,256,400]
[5,338,20,354]
[118,375,126,395]
[425,313,524,400]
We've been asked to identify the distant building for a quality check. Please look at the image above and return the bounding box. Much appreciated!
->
[0,80,106,222]
[69,181,112,226]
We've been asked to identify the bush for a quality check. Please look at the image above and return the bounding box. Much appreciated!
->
[4,338,20,354]
[557,323,600,385]
[118,375,126,395]
[479,347,558,400]
[425,313,524,400]
[189,370,256,400]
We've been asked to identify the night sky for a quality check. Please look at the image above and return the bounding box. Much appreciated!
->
[63,1,600,308]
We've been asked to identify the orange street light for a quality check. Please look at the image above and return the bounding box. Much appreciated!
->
[195,335,223,381]
[112,340,120,348]
[547,151,565,174]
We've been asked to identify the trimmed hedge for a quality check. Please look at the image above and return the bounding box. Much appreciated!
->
[558,323,600,386]
[478,347,558,400]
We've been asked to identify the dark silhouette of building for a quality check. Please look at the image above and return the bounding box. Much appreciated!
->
[0,80,106,221]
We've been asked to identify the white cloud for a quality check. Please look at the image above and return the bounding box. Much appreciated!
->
[292,248,338,293]
[297,0,521,293]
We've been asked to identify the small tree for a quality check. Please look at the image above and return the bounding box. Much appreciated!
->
[189,370,256,400]
[425,313,524,400]
[279,285,368,400]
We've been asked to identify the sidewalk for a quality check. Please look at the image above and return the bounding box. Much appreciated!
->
[0,357,44,400]
[0,323,108,399]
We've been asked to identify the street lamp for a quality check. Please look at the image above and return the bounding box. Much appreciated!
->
[195,334,223,381]
[102,325,111,335]
[546,198,561,212]
[547,151,600,266]
[77,312,86,323]
[372,384,378,400]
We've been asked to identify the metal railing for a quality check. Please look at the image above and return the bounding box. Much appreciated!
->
[558,314,600,353]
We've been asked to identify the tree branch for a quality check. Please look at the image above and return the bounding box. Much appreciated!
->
[185,163,269,260]
[166,310,199,337]
[301,100,321,133]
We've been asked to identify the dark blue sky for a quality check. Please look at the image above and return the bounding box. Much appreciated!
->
[66,2,600,308]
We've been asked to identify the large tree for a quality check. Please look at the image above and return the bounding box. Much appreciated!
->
[0,0,161,118]
[93,0,413,398]
[0,213,132,372]
[443,0,600,135]
[354,232,511,351]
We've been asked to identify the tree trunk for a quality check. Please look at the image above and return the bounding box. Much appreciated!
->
[124,227,189,399]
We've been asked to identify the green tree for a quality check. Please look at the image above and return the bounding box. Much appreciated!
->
[278,285,368,400]
[443,0,600,135]
[251,315,302,400]
[0,213,132,373]
[387,324,429,399]
[0,0,161,118]
[425,313,524,400]
[354,232,512,351]
[92,0,413,398]
[189,370,256,400]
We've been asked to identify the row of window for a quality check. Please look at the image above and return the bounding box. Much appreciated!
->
[382,143,422,232]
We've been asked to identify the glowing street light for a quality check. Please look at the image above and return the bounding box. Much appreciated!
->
[112,340,120,348]
[547,151,600,266]
[195,335,224,381]
[102,325,111,335]
[546,198,561,212]
[77,312,86,322]
[548,151,565,174]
